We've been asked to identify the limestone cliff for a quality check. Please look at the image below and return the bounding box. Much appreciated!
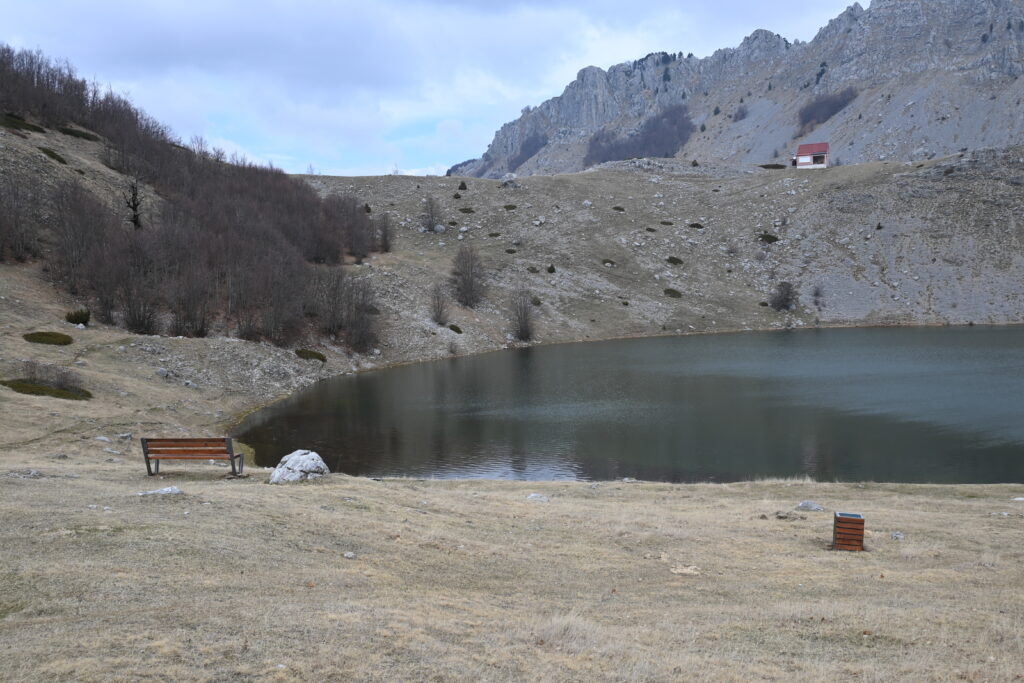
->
[450,0,1024,178]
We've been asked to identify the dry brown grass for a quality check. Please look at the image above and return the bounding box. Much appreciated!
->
[2,458,1023,681]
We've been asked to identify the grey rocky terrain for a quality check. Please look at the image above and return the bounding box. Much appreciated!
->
[451,0,1024,178]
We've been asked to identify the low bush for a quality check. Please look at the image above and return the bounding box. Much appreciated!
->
[58,126,100,141]
[666,256,683,265]
[504,204,517,211]
[759,163,786,170]
[527,266,539,273]
[612,206,625,212]
[531,296,541,306]
[689,222,704,229]
[65,309,90,325]
[547,264,556,273]
[38,147,68,164]
[448,323,463,334]
[23,331,73,345]
[660,221,674,225]
[759,232,780,244]
[458,207,475,214]
[646,227,657,233]
[506,249,517,254]
[1,113,45,133]
[489,232,501,237]
[664,288,682,298]
[295,348,326,362]
[602,258,616,266]
[458,181,467,190]
[453,193,462,199]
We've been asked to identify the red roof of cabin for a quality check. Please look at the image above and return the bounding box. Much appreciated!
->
[796,142,829,156]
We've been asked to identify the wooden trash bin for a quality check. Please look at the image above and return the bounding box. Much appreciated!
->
[833,512,865,551]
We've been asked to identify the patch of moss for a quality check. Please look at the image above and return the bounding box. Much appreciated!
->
[23,331,73,345]
[621,301,630,306]
[689,222,704,229]
[453,193,462,199]
[666,256,683,265]
[660,221,674,226]
[488,232,501,237]
[531,296,541,306]
[295,348,326,362]
[664,288,683,298]
[506,249,517,254]
[1,113,45,133]
[759,163,786,170]
[38,147,68,164]
[1,379,91,400]
[504,204,517,210]
[612,206,625,212]
[448,324,463,334]
[759,232,780,244]
[527,266,539,273]
[458,207,475,214]
[646,227,657,233]
[448,221,457,227]
[58,126,99,141]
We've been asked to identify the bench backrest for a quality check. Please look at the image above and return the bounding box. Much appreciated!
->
[142,438,233,457]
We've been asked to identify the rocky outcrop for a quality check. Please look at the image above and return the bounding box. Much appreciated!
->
[451,0,1024,178]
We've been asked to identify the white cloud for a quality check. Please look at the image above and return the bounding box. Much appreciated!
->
[2,0,860,175]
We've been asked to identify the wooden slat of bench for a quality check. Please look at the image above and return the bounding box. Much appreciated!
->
[148,454,232,459]
[145,439,230,446]
[145,447,232,456]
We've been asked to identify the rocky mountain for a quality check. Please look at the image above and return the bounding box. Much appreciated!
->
[449,0,1024,178]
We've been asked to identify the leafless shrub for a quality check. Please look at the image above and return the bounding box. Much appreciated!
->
[451,245,485,308]
[429,282,449,325]
[21,360,82,392]
[421,197,443,232]
[510,288,534,341]
[768,282,798,311]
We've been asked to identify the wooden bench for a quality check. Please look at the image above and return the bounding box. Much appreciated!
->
[141,437,243,476]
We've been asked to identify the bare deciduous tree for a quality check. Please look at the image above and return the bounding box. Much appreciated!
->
[376,213,392,253]
[510,288,534,341]
[450,245,485,308]
[122,175,145,229]
[0,175,38,262]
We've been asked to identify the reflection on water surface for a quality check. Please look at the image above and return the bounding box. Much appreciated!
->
[236,326,1024,483]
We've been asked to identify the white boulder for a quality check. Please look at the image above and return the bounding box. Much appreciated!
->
[269,450,329,484]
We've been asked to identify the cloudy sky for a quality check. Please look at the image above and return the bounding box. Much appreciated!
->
[4,1,862,176]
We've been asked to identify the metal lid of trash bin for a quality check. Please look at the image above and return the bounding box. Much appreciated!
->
[835,512,863,519]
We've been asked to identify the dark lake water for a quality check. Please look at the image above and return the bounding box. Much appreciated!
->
[235,326,1024,483]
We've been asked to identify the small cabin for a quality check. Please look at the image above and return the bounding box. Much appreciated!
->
[792,142,829,169]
